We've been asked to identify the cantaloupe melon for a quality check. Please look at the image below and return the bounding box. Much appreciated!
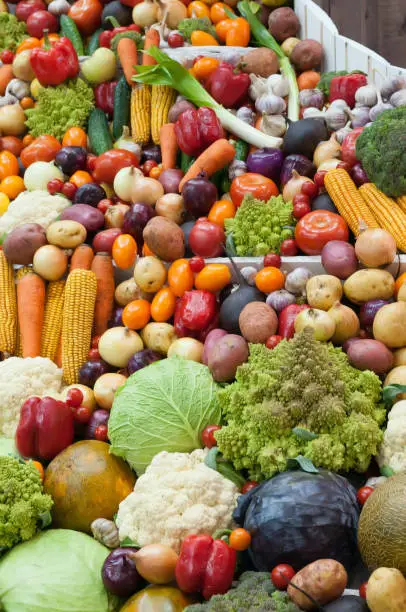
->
[358,474,406,574]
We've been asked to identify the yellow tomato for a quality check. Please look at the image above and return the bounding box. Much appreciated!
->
[0,193,10,215]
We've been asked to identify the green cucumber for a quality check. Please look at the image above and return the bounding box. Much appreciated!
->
[88,109,113,156]
[112,76,131,141]
[234,138,249,161]
[60,15,85,56]
[181,152,194,174]
[86,28,103,55]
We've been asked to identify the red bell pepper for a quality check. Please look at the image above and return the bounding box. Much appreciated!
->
[329,73,367,108]
[175,107,224,157]
[15,396,74,461]
[177,290,217,331]
[94,81,117,118]
[341,127,364,168]
[176,535,236,600]
[99,17,141,48]
[30,34,79,86]
[207,62,251,109]
[278,304,310,339]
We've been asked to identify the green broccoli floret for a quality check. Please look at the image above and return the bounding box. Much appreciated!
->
[356,106,406,197]
[25,78,95,140]
[0,456,53,550]
[178,18,218,42]
[0,14,28,53]
[224,195,294,256]
[215,328,384,481]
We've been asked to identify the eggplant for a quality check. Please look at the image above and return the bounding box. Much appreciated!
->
[282,118,329,159]
[102,1,132,27]
[323,595,369,611]
[220,285,265,334]
[311,192,338,214]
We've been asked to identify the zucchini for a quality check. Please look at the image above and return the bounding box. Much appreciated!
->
[181,152,194,174]
[112,76,131,141]
[60,15,85,56]
[86,28,103,55]
[88,109,113,156]
[234,138,249,161]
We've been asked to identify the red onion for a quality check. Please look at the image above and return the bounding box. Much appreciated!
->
[159,169,184,194]
[280,154,316,186]
[350,163,369,186]
[246,148,284,182]
[359,299,392,331]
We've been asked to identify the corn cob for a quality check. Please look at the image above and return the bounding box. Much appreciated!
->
[0,251,17,354]
[396,196,406,215]
[150,85,176,145]
[41,280,65,361]
[15,320,23,357]
[15,266,32,281]
[360,183,406,252]
[62,269,97,385]
[324,169,379,236]
[131,84,151,145]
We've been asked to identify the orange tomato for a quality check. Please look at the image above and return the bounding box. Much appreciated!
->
[395,272,406,295]
[195,263,231,292]
[297,70,321,91]
[62,127,88,148]
[20,135,61,168]
[40,33,60,45]
[0,175,25,200]
[193,57,220,81]
[188,0,210,17]
[216,17,249,45]
[122,299,151,330]
[0,151,19,181]
[191,31,219,45]
[229,528,251,551]
[0,136,23,157]
[149,166,162,179]
[16,37,41,54]
[230,173,279,208]
[68,0,103,36]
[168,258,194,297]
[215,19,230,41]
[22,134,35,148]
[151,287,177,322]
[20,96,35,110]
[208,199,236,227]
[255,266,285,293]
[70,170,93,187]
[210,2,235,23]
[112,234,137,269]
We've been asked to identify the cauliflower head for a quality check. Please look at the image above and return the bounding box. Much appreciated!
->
[0,357,63,438]
[116,449,240,553]
[378,400,406,474]
[0,191,70,235]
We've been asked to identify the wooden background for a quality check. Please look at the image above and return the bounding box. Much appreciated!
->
[313,0,406,68]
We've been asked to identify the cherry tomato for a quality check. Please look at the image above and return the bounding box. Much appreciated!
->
[61,181,77,200]
[266,335,283,349]
[94,423,108,441]
[65,387,84,408]
[122,299,151,330]
[142,159,157,175]
[357,485,374,505]
[86,154,97,172]
[149,166,162,179]
[280,239,298,256]
[293,199,311,219]
[201,424,222,448]
[271,564,296,590]
[73,405,92,424]
[91,335,101,348]
[0,50,14,64]
[230,173,279,208]
[151,287,176,322]
[301,181,318,199]
[189,256,205,273]
[255,266,285,293]
[208,199,236,228]
[112,234,137,269]
[295,210,349,256]
[314,171,327,189]
[47,178,64,195]
[97,198,113,213]
[88,348,101,360]
[70,170,93,188]
[241,480,259,494]
[263,254,281,268]
[168,31,185,47]
[229,528,251,551]
[195,263,231,292]
[168,258,194,297]
[337,161,351,172]
[93,150,139,185]
[26,10,58,38]
[189,219,224,258]
[359,582,368,599]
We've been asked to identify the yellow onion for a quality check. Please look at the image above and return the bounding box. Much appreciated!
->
[313,133,341,167]
[133,544,179,584]
[282,170,314,202]
[355,228,397,268]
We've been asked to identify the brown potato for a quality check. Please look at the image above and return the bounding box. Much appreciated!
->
[290,39,324,71]
[46,220,87,249]
[344,269,395,305]
[208,334,249,382]
[287,559,347,611]
[373,302,406,348]
[268,7,300,42]
[3,223,47,264]
[306,275,343,310]
[239,302,278,343]
[115,278,152,306]
[143,217,185,262]
[367,567,406,612]
[393,347,406,367]
[241,48,279,77]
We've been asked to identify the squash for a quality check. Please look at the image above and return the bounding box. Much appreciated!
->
[44,440,136,533]
[119,586,195,611]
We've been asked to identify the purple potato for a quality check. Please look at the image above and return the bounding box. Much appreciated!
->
[102,548,142,597]
[60,204,105,232]
[208,334,249,382]
[347,339,394,374]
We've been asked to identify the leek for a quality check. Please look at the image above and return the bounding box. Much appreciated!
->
[238,0,299,122]
[133,46,283,149]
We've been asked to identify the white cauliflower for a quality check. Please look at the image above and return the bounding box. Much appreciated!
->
[377,400,406,474]
[116,449,240,553]
[0,357,63,438]
[0,190,70,234]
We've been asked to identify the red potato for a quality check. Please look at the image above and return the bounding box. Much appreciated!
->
[347,339,394,374]
[92,228,122,255]
[60,204,105,233]
[203,328,227,365]
[208,334,249,382]
[287,559,347,611]
[3,223,47,264]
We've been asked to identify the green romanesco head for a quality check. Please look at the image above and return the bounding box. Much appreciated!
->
[178,17,217,42]
[0,13,28,53]
[25,78,95,140]
[215,328,384,480]
[0,456,53,550]
[224,195,294,256]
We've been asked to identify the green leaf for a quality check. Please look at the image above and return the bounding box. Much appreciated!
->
[287,455,319,473]
[292,428,318,441]
[380,465,395,478]
[120,537,140,548]
[224,6,238,18]
[204,447,246,487]
[205,447,220,471]
[225,233,237,256]
[383,384,406,408]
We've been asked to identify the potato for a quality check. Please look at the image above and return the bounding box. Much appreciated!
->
[133,256,167,293]
[393,348,406,367]
[143,217,185,262]
[167,338,204,362]
[306,275,343,310]
[385,366,406,400]
[397,283,406,302]
[239,302,278,343]
[290,39,324,71]
[2,223,47,264]
[347,339,394,374]
[60,204,104,232]
[115,278,153,306]
[268,7,300,42]
[344,269,395,305]
[141,322,176,355]
[373,302,406,348]
[287,559,347,611]
[366,567,406,612]
[281,36,301,57]
[46,220,87,249]
[155,194,185,225]
[241,48,279,77]
[208,335,249,382]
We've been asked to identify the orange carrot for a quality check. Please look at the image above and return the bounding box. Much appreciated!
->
[118,38,139,86]
[91,253,115,336]
[179,139,236,190]
[17,273,45,358]
[160,123,178,170]
[0,65,13,96]
[70,244,94,271]
[143,29,160,66]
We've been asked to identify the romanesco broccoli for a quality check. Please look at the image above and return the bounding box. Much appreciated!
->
[215,328,385,480]
[224,195,294,256]
[178,18,218,42]
[0,14,28,53]
[0,456,53,550]
[185,571,301,611]
[25,78,94,140]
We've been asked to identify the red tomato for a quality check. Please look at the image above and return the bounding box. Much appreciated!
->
[47,178,64,195]
[94,424,108,441]
[230,173,279,208]
[68,0,102,36]
[280,239,298,256]
[201,424,221,448]
[88,348,101,360]
[189,219,224,258]
[266,335,283,349]
[357,485,374,505]
[263,254,281,268]
[65,388,83,408]
[0,50,14,64]
[301,181,318,199]
[271,564,296,590]
[359,582,368,599]
[295,211,349,255]
[61,182,77,200]
[314,171,327,189]
[73,405,92,424]
[92,149,139,185]
[189,256,205,273]
[341,127,364,168]
[93,228,122,254]
[15,0,46,22]
[26,10,58,37]
[241,480,259,494]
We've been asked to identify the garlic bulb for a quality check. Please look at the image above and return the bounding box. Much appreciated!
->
[6,78,30,100]
[249,74,268,101]
[267,74,290,97]
[369,101,394,122]
[380,76,406,101]
[236,106,255,125]
[299,88,324,109]
[355,85,378,107]
[335,121,353,144]
[390,89,406,108]
[329,99,349,110]
[0,94,18,108]
[229,159,247,181]
[260,114,287,137]
[349,106,371,128]
[303,107,325,120]
[324,106,347,131]
[91,518,120,549]
[255,93,286,115]
[240,266,257,286]
[313,133,341,168]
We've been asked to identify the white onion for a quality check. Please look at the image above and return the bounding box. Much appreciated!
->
[167,338,204,362]
[99,327,143,368]
[131,175,164,206]
[113,166,143,202]
[24,162,64,191]
[93,373,127,410]
[132,0,160,27]
[33,244,67,281]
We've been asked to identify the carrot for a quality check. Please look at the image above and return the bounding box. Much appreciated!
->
[17,273,45,358]
[0,65,13,96]
[118,38,138,86]
[70,244,94,271]
[91,253,115,336]
[179,139,236,190]
[143,29,160,66]
[160,123,178,170]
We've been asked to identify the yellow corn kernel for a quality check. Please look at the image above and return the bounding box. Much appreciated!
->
[41,280,65,362]
[396,196,406,215]
[0,252,17,354]
[15,266,32,281]
[360,183,406,253]
[151,85,177,145]
[62,269,97,385]
[131,85,151,145]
